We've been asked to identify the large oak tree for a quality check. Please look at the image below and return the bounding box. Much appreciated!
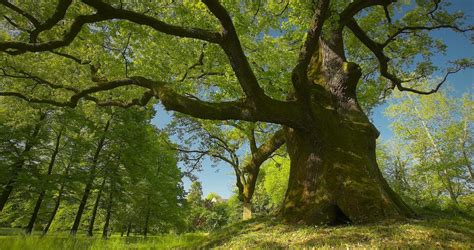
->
[0,0,472,224]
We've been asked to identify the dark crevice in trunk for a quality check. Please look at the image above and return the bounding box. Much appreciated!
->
[329,205,351,226]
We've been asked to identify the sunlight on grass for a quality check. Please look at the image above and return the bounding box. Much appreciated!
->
[0,233,207,250]
[0,213,472,249]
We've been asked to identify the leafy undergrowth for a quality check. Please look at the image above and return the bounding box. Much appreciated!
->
[0,212,472,249]
[201,212,474,249]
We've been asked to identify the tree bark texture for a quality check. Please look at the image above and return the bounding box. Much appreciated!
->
[282,42,415,224]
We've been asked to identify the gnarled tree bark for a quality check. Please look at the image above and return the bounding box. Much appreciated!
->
[282,40,414,224]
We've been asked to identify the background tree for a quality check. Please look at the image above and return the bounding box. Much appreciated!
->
[170,117,284,220]
[382,85,473,211]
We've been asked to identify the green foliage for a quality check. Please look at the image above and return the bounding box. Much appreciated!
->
[185,181,232,232]
[251,156,290,215]
[380,83,473,211]
[0,233,208,250]
[0,100,184,235]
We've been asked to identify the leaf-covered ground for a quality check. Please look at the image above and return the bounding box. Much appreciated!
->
[0,212,472,249]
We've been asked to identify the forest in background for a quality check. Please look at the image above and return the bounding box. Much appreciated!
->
[1,83,472,238]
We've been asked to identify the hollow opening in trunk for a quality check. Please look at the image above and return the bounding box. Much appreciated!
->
[330,205,352,226]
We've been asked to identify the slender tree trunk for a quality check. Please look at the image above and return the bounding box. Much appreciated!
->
[281,41,415,224]
[25,191,46,234]
[87,178,106,237]
[71,119,111,235]
[237,129,285,221]
[408,94,460,206]
[460,120,474,181]
[126,222,131,237]
[242,201,252,220]
[102,182,113,238]
[144,207,150,238]
[42,182,65,235]
[0,113,46,211]
[43,159,72,235]
[25,129,62,234]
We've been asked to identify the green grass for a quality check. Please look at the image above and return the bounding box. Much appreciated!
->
[0,233,208,249]
[202,212,474,249]
[1,212,472,249]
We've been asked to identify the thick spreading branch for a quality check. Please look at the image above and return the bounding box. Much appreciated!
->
[291,0,330,100]
[202,0,265,100]
[1,74,302,125]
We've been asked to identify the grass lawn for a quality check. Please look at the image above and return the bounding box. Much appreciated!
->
[0,212,472,249]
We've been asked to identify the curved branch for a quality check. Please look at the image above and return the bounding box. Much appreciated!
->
[0,14,108,54]
[0,0,40,27]
[382,25,474,47]
[0,0,222,54]
[339,0,395,26]
[0,78,145,107]
[29,0,73,42]
[346,18,471,95]
[1,74,302,125]
[246,129,285,173]
[82,0,222,43]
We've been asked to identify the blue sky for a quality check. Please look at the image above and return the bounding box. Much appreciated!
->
[152,1,474,198]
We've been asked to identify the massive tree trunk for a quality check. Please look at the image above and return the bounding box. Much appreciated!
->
[87,178,105,236]
[281,42,415,224]
[70,119,110,235]
[0,113,46,211]
[26,129,62,234]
